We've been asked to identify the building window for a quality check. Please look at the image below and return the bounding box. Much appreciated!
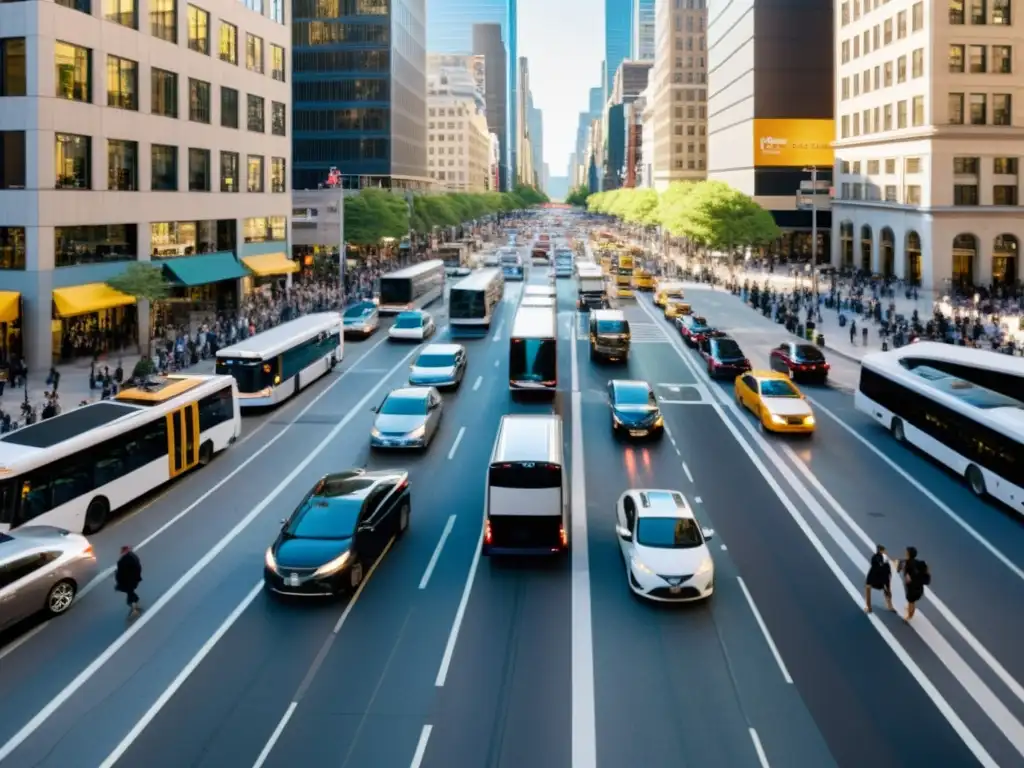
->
[970,93,986,123]
[243,217,286,242]
[883,103,893,130]
[994,157,1018,174]
[0,227,26,270]
[152,144,177,190]
[993,93,1011,125]
[867,160,879,174]
[993,185,1017,204]
[897,10,908,36]
[220,151,239,192]
[897,55,906,82]
[56,0,91,13]
[107,139,138,190]
[905,185,922,204]
[912,48,924,77]
[150,0,176,42]
[247,94,264,132]
[221,87,239,128]
[188,148,211,191]
[950,0,964,22]
[104,0,137,28]
[244,0,262,13]
[219,22,237,64]
[954,184,979,205]
[271,101,285,135]
[993,45,1012,73]
[106,55,137,110]
[897,100,907,128]
[0,39,26,97]
[993,0,1010,23]
[151,68,178,117]
[884,19,892,44]
[0,131,25,190]
[954,157,979,174]
[54,41,89,102]
[884,61,893,86]
[949,92,965,124]
[971,0,986,23]
[54,133,90,189]
[55,225,136,268]
[271,44,285,81]
[247,154,264,192]
[969,44,986,72]
[885,159,896,173]
[271,157,285,192]
[270,0,283,22]
[949,44,965,73]
[884,185,897,201]
[189,78,210,123]
[188,5,209,54]
[911,0,923,29]
[245,34,263,74]
[912,96,925,126]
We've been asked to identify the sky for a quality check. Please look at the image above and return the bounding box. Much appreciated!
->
[518,0,604,176]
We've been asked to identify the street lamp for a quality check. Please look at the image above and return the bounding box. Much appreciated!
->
[801,165,820,301]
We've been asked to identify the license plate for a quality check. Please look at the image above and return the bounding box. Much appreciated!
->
[630,430,647,436]
[669,586,681,594]
[287,574,300,587]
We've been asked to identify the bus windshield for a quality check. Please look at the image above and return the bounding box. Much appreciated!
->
[216,358,273,393]
[510,338,557,383]
[450,289,485,319]
[380,279,411,306]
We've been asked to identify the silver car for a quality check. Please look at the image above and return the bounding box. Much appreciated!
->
[370,387,443,449]
[409,344,467,389]
[0,526,98,631]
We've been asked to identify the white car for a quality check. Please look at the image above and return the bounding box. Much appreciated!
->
[389,310,436,341]
[615,489,715,602]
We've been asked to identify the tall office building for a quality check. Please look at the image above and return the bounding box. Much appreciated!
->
[428,0,507,52]
[706,0,832,259]
[527,95,544,184]
[472,23,510,190]
[426,55,492,192]
[508,0,519,186]
[605,0,633,100]
[608,61,651,188]
[632,0,656,60]
[831,0,1018,291]
[292,0,429,191]
[0,0,291,366]
[516,57,535,185]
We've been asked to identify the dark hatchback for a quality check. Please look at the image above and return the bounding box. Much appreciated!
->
[263,469,410,598]
[608,379,664,439]
[769,341,831,383]
[676,314,724,347]
[698,336,751,378]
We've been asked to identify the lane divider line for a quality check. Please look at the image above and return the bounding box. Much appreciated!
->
[419,516,456,590]
[736,577,793,684]
[749,728,771,768]
[434,533,481,687]
[251,702,297,768]
[472,375,482,391]
[447,427,466,461]
[682,462,694,483]
[409,725,433,768]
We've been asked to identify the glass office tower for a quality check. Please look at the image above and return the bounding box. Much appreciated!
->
[604,0,632,100]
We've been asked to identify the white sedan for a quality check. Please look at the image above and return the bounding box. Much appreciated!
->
[388,310,436,341]
[615,489,715,602]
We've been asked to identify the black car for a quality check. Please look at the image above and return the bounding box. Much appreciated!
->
[698,336,751,378]
[608,379,664,439]
[578,292,610,311]
[264,469,410,597]
[769,342,831,382]
[676,314,724,347]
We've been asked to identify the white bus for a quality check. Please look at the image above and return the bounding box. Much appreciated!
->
[450,268,505,328]
[499,249,524,281]
[0,375,241,534]
[216,313,343,408]
[483,414,569,555]
[509,305,557,394]
[855,342,1024,509]
[378,259,446,314]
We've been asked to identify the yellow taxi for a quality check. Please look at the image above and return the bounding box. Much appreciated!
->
[733,371,816,434]
[654,283,685,307]
[664,298,692,319]
[633,269,655,290]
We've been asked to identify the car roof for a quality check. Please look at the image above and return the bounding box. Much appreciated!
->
[312,469,406,500]
[397,310,426,318]
[612,379,652,394]
[627,489,694,519]
[387,386,431,399]
[420,343,462,355]
[711,335,737,343]
[592,309,625,320]
[0,527,76,560]
[749,370,790,381]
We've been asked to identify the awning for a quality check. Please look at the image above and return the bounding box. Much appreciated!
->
[162,253,251,286]
[52,284,136,318]
[0,291,19,324]
[242,252,300,277]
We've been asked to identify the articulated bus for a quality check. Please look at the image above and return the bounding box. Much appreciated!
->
[509,305,557,394]
[855,342,1024,510]
[378,259,446,314]
[216,313,342,408]
[0,375,241,534]
[450,268,505,331]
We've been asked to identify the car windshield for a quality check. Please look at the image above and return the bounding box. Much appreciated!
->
[690,316,708,328]
[416,353,455,368]
[713,339,743,358]
[597,320,628,334]
[343,304,373,319]
[794,344,825,361]
[394,314,423,328]
[380,394,427,415]
[760,379,800,398]
[615,384,654,406]
[287,497,362,539]
[636,517,704,548]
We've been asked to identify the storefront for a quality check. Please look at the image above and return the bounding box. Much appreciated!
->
[51,283,137,362]
[157,252,251,326]
[241,252,299,295]
[0,291,20,363]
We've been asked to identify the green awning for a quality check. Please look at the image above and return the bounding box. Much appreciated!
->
[161,253,251,286]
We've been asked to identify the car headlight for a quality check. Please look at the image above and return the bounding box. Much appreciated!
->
[696,557,714,576]
[613,413,623,425]
[804,415,816,425]
[653,415,664,427]
[771,413,786,424]
[264,547,277,572]
[631,556,654,575]
[370,427,382,438]
[313,550,352,578]
[407,425,426,439]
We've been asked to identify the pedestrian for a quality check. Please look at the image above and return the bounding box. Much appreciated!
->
[114,545,143,619]
[864,544,893,613]
[897,546,930,622]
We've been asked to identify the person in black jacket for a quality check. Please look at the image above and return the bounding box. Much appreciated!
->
[864,544,893,613]
[898,546,929,623]
[115,545,143,619]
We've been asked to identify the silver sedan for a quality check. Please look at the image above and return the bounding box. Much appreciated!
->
[409,344,467,389]
[370,387,443,449]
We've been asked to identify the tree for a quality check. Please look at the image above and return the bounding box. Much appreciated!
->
[344,189,409,245]
[565,185,590,207]
[621,188,660,226]
[105,262,172,369]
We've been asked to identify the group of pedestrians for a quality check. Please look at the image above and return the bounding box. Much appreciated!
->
[865,545,932,622]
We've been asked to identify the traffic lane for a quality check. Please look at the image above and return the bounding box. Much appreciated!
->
[0,345,428,765]
[662,403,979,767]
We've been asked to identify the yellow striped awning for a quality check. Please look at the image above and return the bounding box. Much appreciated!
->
[242,253,300,277]
[52,283,136,318]
[0,291,19,324]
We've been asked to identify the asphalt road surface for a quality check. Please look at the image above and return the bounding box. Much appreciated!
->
[1,239,1022,768]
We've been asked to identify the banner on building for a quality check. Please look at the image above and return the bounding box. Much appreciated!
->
[752,119,834,167]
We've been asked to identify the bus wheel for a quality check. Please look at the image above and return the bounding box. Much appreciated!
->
[966,465,986,497]
[199,441,214,466]
[83,497,110,534]
[890,418,905,442]
[330,355,337,371]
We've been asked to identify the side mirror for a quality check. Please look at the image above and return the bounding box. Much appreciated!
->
[702,527,715,540]
[370,406,377,413]
[616,525,632,541]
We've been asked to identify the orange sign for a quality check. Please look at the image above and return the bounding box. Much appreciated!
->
[753,119,834,167]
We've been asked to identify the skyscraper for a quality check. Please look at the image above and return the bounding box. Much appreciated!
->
[472,23,510,190]
[604,0,632,100]
[527,95,544,185]
[508,0,519,187]
[632,0,655,60]
[428,0,508,52]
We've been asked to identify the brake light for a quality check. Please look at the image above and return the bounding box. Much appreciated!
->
[559,525,568,548]
[485,519,493,545]
[82,545,95,558]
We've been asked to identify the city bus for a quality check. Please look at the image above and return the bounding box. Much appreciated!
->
[378,259,446,314]
[500,248,524,281]
[509,305,557,394]
[216,313,343,408]
[0,374,241,533]
[450,268,505,331]
[855,342,1024,509]
[438,243,469,273]
[616,253,635,299]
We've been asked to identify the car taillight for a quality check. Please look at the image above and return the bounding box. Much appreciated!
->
[559,525,568,548]
[743,359,751,368]
[82,545,94,558]
[485,519,493,545]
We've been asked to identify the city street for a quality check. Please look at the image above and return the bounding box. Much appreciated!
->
[0,254,1021,768]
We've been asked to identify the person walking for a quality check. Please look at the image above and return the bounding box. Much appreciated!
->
[115,545,143,619]
[897,546,930,622]
[864,544,893,613]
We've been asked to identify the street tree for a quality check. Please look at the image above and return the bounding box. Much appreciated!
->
[105,262,171,374]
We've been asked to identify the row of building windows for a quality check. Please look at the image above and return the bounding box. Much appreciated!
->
[948,43,1013,74]
[839,181,1019,206]
[840,95,925,136]
[293,107,388,132]
[841,2,923,64]
[291,50,389,74]
[842,0,1010,28]
[841,49,922,100]
[840,156,1018,175]
[292,0,386,18]
[840,91,1013,137]
[949,92,1013,125]
[292,21,389,47]
[292,77,387,104]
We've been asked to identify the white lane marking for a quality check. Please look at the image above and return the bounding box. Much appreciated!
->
[570,321,598,768]
[664,424,677,446]
[419,516,456,590]
[736,577,793,684]
[657,400,712,405]
[250,702,297,768]
[99,581,263,768]
[694,497,702,504]
[491,319,504,342]
[808,396,1024,584]
[781,443,1024,712]
[434,532,481,686]
[682,462,694,483]
[447,427,466,460]
[78,332,394,601]
[0,345,422,765]
[409,724,433,768]
[636,294,1000,767]
[472,375,482,391]
[720,544,728,550]
[750,728,771,768]
[0,623,46,662]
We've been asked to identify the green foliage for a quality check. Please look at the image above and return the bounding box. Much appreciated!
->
[105,263,171,303]
[564,185,590,207]
[343,189,410,245]
[133,357,157,378]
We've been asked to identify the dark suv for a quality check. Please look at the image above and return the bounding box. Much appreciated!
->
[589,310,631,362]
[698,336,751,378]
